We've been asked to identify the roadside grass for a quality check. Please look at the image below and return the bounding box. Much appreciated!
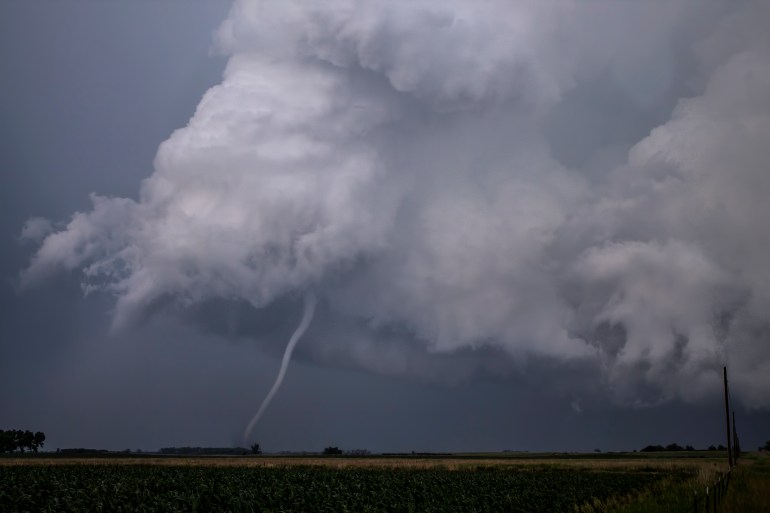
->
[572,462,721,513]
[578,453,770,513]
[720,453,770,513]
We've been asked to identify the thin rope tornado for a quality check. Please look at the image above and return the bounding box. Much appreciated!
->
[244,292,317,442]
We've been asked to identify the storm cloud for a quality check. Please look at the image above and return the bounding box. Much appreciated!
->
[22,0,770,409]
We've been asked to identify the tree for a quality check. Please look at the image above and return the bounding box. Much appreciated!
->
[0,429,46,454]
[13,430,26,453]
[32,432,45,453]
[323,446,343,455]
[0,430,15,453]
[21,431,35,453]
[250,443,262,455]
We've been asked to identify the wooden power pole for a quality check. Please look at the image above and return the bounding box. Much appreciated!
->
[723,366,733,467]
[732,411,739,462]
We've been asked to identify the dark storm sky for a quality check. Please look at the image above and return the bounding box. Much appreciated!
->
[2,1,769,453]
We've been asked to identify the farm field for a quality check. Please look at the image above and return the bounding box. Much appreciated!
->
[0,454,716,513]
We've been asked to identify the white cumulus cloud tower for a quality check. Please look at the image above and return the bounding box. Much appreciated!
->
[23,0,770,408]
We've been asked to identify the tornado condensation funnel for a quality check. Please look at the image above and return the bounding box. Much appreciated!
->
[243,292,317,442]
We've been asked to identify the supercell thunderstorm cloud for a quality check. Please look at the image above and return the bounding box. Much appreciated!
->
[21,0,770,414]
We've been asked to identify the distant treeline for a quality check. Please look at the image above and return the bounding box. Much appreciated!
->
[381,452,453,457]
[640,443,724,452]
[159,447,250,455]
[0,430,45,454]
[160,446,373,456]
[58,448,110,454]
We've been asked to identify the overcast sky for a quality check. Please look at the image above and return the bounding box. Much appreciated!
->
[2,1,769,453]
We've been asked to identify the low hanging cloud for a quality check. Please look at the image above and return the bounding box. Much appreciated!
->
[22,0,770,407]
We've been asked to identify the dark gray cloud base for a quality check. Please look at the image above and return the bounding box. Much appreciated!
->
[22,1,770,409]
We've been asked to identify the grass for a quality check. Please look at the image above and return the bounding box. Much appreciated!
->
[591,453,769,513]
[720,453,770,513]
[602,468,718,513]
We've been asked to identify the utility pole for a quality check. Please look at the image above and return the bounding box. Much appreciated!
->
[723,366,733,467]
[732,411,739,462]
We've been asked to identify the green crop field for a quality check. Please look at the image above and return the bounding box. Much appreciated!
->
[0,463,681,513]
